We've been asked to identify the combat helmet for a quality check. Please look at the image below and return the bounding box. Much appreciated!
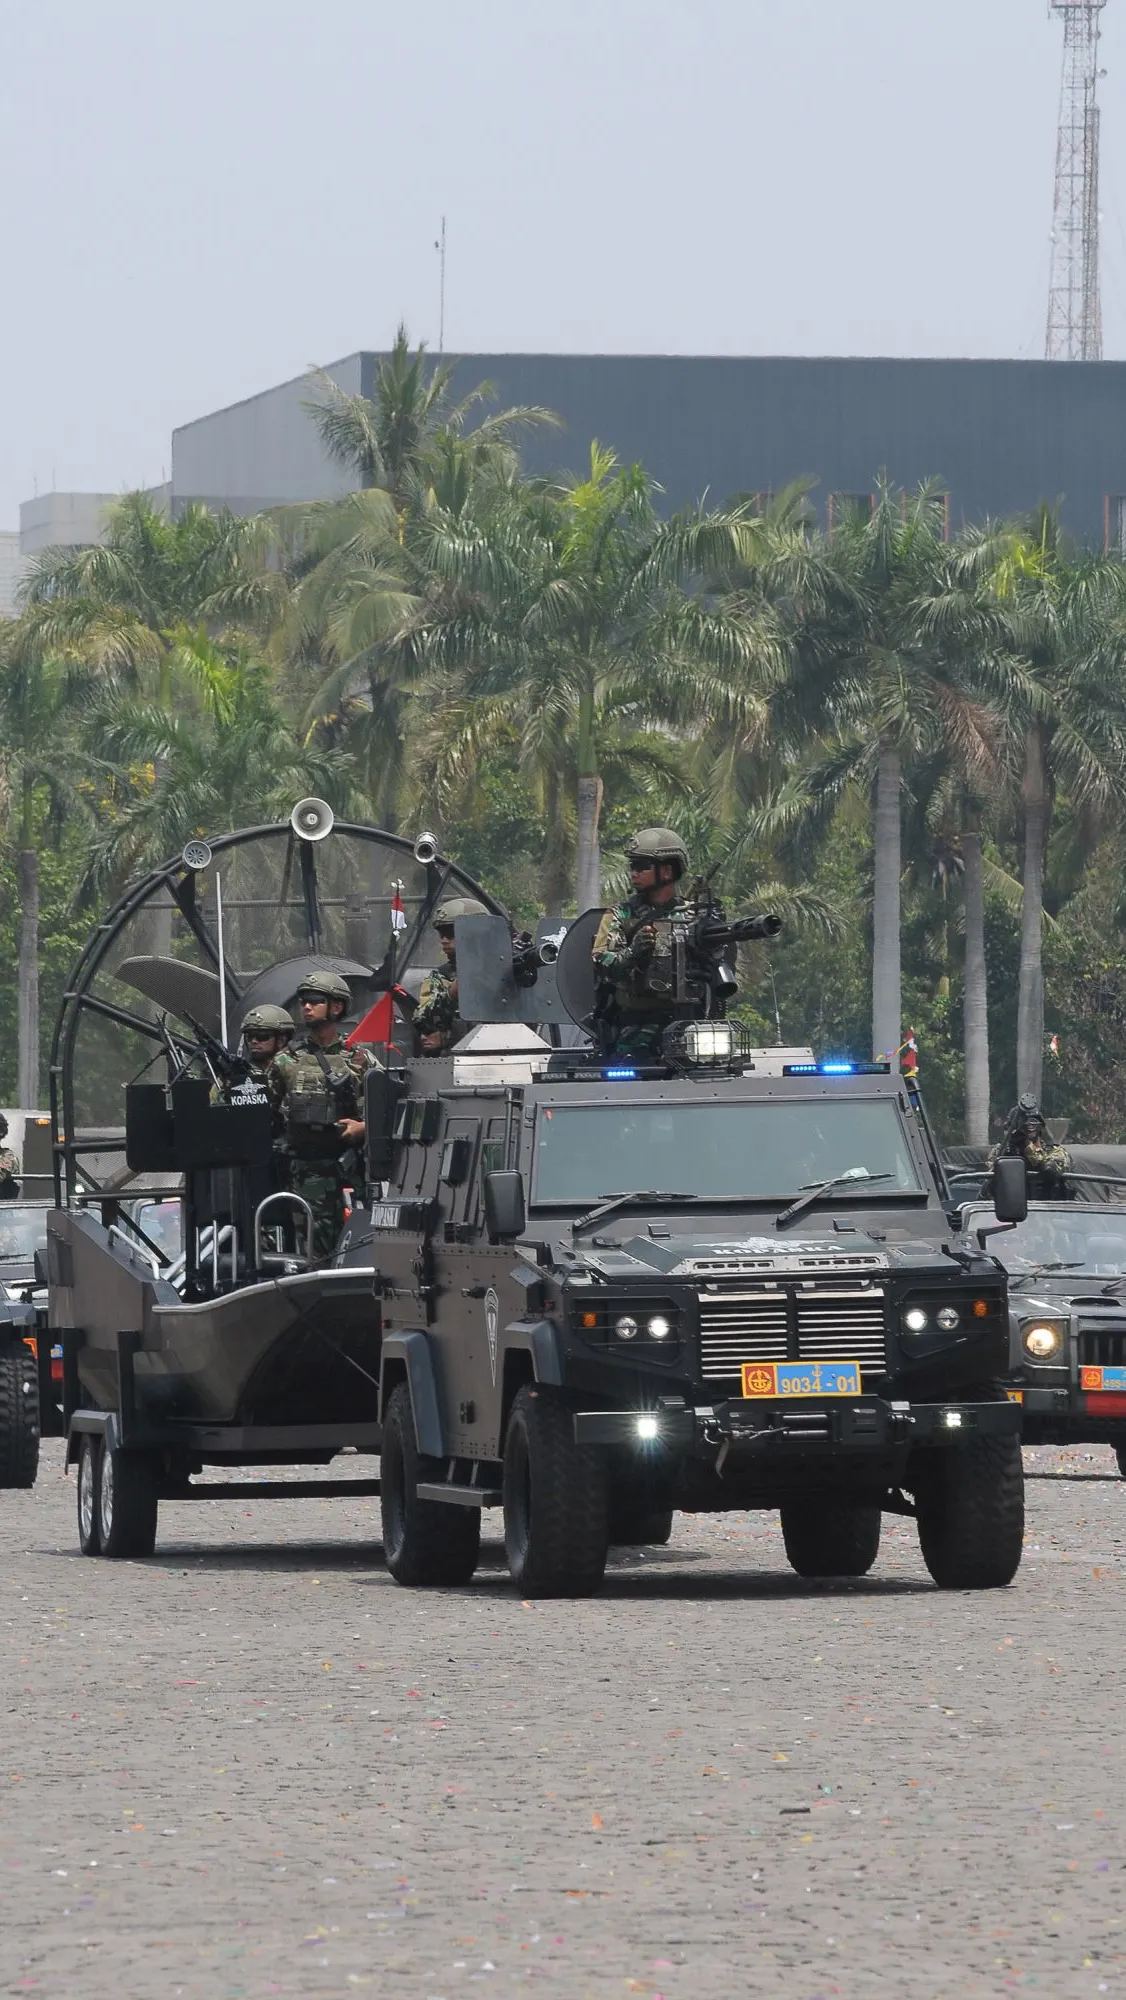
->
[628,826,689,878]
[241,1003,295,1038]
[434,897,489,927]
[295,969,353,1004]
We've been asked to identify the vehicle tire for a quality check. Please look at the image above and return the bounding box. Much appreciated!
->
[0,1346,40,1489]
[608,1500,675,1546]
[97,1444,159,1559]
[780,1496,881,1578]
[380,1383,480,1587]
[1116,1444,1126,1480]
[77,1434,101,1556]
[503,1385,609,1597]
[914,1433,1024,1589]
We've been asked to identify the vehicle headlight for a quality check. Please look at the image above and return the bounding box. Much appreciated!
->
[904,1307,929,1333]
[1023,1321,1065,1361]
[615,1315,639,1341]
[647,1314,671,1340]
[936,1306,960,1332]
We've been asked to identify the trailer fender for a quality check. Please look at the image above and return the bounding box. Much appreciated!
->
[0,1301,37,1347]
[379,1331,444,1459]
[65,1408,120,1470]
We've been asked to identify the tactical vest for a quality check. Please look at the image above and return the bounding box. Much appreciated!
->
[283,1043,359,1158]
[613,900,711,1016]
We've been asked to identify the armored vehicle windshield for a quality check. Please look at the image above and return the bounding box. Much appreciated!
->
[963,1204,1126,1278]
[532,1094,924,1206]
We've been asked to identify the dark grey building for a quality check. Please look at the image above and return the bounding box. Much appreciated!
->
[171,353,1126,550]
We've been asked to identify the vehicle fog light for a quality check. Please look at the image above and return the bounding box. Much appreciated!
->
[1023,1322,1063,1360]
[972,1298,990,1318]
[942,1410,964,1428]
[904,1307,929,1333]
[647,1314,671,1340]
[615,1315,639,1340]
[936,1307,960,1331]
[580,1310,599,1329]
[636,1415,659,1440]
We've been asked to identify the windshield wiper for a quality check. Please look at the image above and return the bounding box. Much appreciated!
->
[776,1168,894,1231]
[1008,1259,1086,1286]
[571,1190,698,1237]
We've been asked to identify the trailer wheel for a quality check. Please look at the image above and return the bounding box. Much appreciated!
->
[97,1444,158,1559]
[914,1433,1024,1589]
[503,1385,609,1597]
[76,1435,102,1554]
[780,1496,881,1578]
[608,1500,675,1547]
[0,1346,40,1489]
[380,1384,480,1587]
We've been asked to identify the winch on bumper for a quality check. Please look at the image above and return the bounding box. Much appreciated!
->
[573,1393,1022,1453]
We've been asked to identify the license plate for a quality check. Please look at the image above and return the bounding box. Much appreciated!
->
[1006,1389,1024,1403]
[1081,1365,1126,1392]
[741,1360,862,1399]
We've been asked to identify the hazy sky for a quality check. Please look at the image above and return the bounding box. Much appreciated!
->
[2,0,1124,523]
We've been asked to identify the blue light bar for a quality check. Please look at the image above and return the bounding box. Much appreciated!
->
[784,1062,818,1074]
[603,1067,638,1080]
[819,1061,856,1074]
[782,1060,893,1078]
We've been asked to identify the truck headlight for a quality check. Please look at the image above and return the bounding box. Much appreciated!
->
[647,1314,671,1340]
[936,1306,960,1331]
[1023,1322,1065,1361]
[904,1307,929,1333]
[615,1315,639,1340]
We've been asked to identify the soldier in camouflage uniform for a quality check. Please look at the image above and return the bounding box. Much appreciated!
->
[212,1004,294,1120]
[987,1094,1073,1201]
[266,971,379,1257]
[0,1114,20,1199]
[592,828,724,1058]
[414,898,489,1055]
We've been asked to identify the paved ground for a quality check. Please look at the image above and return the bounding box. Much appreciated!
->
[1,1443,1125,2000]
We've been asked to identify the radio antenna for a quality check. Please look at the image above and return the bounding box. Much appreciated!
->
[216,872,229,1047]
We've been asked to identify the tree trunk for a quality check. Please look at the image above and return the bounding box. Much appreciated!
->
[575,774,604,912]
[16,845,40,1109]
[539,767,570,918]
[871,741,902,1063]
[575,683,603,911]
[1017,725,1050,1103]
[962,802,990,1145]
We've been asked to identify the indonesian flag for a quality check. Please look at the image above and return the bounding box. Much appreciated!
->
[1048,1033,1061,1061]
[390,881,407,933]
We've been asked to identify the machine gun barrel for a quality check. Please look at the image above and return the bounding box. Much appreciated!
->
[184,1015,253,1087]
[694,911,782,950]
[511,930,558,985]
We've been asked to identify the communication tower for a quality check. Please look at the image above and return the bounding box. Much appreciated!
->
[1046,0,1107,360]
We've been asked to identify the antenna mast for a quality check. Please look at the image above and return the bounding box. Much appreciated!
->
[1046,0,1107,360]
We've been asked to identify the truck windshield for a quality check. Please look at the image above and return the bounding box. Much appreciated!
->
[0,1205,49,1261]
[533,1098,922,1205]
[970,1208,1126,1278]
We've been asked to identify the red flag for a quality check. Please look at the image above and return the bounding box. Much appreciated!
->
[390,882,407,932]
[346,992,395,1047]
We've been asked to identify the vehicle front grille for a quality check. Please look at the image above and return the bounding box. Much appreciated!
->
[1078,1320,1126,1369]
[697,1286,886,1386]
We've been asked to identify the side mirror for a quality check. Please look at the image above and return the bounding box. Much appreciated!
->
[483,1169,526,1243]
[992,1156,1028,1224]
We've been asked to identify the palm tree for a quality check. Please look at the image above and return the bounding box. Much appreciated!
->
[978,515,1126,1103]
[0,630,96,1103]
[410,446,782,907]
[79,635,361,898]
[305,324,559,513]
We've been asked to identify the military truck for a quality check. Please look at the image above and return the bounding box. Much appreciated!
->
[368,1016,1027,1598]
[954,1167,1126,1472]
[0,1116,67,1486]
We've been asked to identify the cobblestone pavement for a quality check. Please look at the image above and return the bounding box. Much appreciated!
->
[2,1442,1125,1999]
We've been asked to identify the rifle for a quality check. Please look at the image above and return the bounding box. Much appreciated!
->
[183,1014,253,1091]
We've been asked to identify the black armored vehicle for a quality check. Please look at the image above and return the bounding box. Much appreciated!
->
[367,967,1028,1598]
[951,1147,1126,1471]
[0,1120,66,1487]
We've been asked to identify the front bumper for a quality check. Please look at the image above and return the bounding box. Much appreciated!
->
[574,1394,1020,1454]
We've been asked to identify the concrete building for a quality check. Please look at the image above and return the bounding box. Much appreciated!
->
[171,352,1126,549]
[0,532,23,618]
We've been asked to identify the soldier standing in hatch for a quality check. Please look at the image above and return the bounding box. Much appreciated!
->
[987,1094,1073,1201]
[0,1114,20,1199]
[266,971,379,1257]
[414,897,490,1055]
[213,1004,295,1114]
[591,827,726,1058]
